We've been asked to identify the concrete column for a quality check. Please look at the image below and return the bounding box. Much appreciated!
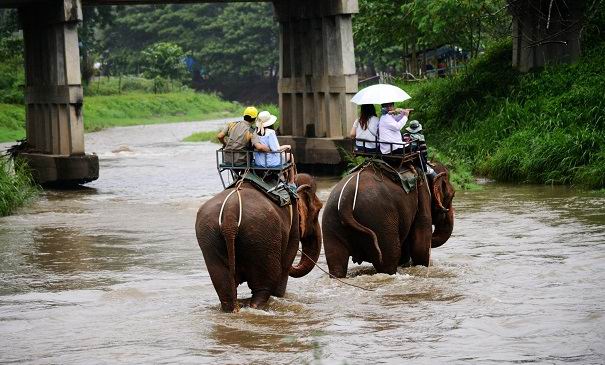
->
[18,0,98,185]
[274,0,358,139]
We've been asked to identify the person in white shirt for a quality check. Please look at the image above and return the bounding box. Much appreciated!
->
[378,102,410,155]
[253,111,295,183]
[349,104,379,153]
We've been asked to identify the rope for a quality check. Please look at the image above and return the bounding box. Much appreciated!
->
[218,179,244,228]
[337,173,357,212]
[352,171,361,211]
[297,249,375,292]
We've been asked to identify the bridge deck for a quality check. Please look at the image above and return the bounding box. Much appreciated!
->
[1,0,268,7]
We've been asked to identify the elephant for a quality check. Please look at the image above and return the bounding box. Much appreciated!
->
[322,162,455,278]
[195,173,323,312]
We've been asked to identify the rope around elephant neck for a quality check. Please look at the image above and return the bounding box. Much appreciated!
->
[297,249,375,292]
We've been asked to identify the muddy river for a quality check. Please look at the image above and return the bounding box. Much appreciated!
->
[1,120,604,364]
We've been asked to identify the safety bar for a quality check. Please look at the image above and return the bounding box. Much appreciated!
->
[216,148,293,188]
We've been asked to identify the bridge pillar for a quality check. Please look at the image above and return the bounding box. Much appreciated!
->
[18,0,98,185]
[274,0,358,172]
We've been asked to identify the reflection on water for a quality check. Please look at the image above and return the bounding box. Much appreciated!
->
[1,120,604,364]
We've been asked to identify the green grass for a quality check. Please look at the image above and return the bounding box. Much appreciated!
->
[83,76,158,96]
[84,91,241,131]
[182,130,220,143]
[0,155,39,216]
[0,91,242,142]
[396,40,605,189]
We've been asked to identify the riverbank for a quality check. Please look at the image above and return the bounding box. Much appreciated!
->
[400,40,605,189]
[0,91,241,143]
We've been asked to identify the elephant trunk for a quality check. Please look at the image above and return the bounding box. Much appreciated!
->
[432,207,454,248]
[289,221,322,278]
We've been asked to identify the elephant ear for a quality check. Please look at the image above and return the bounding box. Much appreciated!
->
[432,171,455,213]
[296,184,323,238]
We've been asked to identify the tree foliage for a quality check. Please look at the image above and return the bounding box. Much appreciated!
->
[99,3,278,80]
[141,42,187,82]
[353,0,510,74]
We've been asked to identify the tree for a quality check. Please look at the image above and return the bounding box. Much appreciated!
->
[353,0,510,75]
[98,3,278,80]
[141,42,187,90]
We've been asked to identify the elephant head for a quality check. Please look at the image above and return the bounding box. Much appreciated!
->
[289,173,323,278]
[431,163,456,248]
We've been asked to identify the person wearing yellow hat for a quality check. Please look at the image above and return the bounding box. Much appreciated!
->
[217,106,270,165]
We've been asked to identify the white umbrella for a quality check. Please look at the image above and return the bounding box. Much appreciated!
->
[351,84,411,105]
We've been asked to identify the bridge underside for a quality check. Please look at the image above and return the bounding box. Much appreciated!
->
[1,0,358,184]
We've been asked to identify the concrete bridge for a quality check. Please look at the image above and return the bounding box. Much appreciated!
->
[0,0,359,184]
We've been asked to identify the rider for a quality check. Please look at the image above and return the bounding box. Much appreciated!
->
[217,106,269,165]
[378,102,409,155]
[405,120,436,179]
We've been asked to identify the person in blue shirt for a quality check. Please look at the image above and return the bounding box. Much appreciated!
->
[253,111,295,183]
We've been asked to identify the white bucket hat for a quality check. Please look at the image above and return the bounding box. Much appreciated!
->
[406,120,422,133]
[256,111,277,134]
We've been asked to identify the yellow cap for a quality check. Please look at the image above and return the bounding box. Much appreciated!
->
[243,106,258,119]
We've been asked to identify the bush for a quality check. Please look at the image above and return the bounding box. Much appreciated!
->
[0,155,39,216]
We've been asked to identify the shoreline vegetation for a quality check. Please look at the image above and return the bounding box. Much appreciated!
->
[0,156,39,216]
[399,40,605,190]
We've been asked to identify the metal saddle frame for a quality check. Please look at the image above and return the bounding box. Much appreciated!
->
[216,148,294,189]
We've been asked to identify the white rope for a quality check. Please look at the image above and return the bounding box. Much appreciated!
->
[237,190,242,227]
[218,189,242,228]
[352,171,361,211]
[289,204,293,229]
[337,174,357,212]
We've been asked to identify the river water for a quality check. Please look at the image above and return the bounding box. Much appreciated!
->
[1,120,604,364]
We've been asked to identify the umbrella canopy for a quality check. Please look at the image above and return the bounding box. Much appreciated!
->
[351,84,411,105]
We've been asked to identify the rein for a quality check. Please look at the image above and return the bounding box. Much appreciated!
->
[297,249,375,292]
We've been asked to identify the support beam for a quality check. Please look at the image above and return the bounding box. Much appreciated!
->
[18,0,98,185]
[274,0,358,139]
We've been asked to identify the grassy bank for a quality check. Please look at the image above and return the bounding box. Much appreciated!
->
[0,156,39,216]
[0,91,242,143]
[398,40,605,189]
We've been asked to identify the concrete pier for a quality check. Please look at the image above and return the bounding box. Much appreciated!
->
[18,0,98,185]
[274,0,358,172]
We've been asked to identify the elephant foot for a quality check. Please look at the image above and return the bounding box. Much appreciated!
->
[220,301,240,313]
[250,289,272,309]
[400,256,413,268]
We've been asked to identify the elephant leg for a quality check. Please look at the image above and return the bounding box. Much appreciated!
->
[408,215,432,266]
[273,270,289,297]
[246,237,282,309]
[373,232,399,275]
[201,241,238,312]
[324,228,350,278]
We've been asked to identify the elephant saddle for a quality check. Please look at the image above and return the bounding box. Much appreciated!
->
[349,158,420,193]
[227,172,297,206]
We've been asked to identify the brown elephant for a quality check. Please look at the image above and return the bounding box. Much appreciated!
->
[322,162,455,278]
[195,173,323,312]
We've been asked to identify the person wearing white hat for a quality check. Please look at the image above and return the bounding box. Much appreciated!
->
[253,111,295,183]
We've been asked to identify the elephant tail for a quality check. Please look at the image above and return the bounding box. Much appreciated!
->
[338,201,383,266]
[219,189,242,312]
